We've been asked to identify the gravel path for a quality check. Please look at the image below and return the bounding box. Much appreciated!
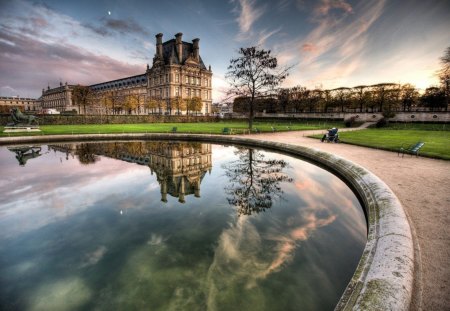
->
[248,130,450,311]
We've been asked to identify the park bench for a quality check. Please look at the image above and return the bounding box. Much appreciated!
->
[398,142,425,157]
[252,127,260,134]
[222,127,233,135]
[171,127,177,133]
[271,126,277,132]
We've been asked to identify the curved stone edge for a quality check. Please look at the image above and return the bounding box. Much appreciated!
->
[0,133,414,310]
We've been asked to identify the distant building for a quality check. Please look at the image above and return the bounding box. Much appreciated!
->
[147,33,213,115]
[40,82,77,113]
[90,74,148,115]
[212,102,233,116]
[0,96,40,113]
[40,33,212,115]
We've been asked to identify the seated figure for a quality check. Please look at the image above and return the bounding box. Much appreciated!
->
[321,127,339,143]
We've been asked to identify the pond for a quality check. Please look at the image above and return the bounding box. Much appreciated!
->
[0,141,366,311]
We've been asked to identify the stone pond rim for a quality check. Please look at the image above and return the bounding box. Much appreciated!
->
[0,133,415,311]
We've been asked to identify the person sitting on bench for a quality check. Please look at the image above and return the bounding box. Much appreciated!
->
[321,128,338,142]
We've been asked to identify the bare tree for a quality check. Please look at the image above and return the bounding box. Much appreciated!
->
[438,47,450,110]
[226,47,289,129]
[72,85,93,115]
[124,94,140,115]
[352,85,368,112]
[145,97,158,114]
[172,96,186,115]
[400,84,419,111]
[331,87,351,112]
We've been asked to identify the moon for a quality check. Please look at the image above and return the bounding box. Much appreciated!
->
[108,11,111,15]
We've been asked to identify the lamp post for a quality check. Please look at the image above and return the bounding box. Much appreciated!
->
[445,77,449,111]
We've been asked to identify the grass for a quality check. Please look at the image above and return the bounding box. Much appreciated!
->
[0,120,344,137]
[312,129,450,160]
[370,122,449,131]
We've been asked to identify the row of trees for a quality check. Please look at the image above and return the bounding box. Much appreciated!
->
[233,83,448,114]
[71,86,203,115]
[226,46,450,129]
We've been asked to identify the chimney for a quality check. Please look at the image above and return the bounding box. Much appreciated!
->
[175,32,183,63]
[156,33,163,58]
[192,38,199,62]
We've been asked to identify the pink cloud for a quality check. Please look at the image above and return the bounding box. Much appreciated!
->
[301,43,319,53]
[0,29,144,96]
[314,0,353,17]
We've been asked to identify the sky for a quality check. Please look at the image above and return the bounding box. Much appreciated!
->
[0,0,449,101]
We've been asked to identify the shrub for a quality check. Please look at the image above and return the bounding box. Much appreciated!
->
[382,111,396,119]
[344,116,357,127]
[376,117,387,128]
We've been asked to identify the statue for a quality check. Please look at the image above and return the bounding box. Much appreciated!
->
[7,107,39,126]
[8,146,42,166]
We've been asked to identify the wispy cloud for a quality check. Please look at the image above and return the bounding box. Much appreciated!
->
[277,0,387,89]
[256,27,282,46]
[0,29,144,95]
[232,0,265,40]
[314,0,353,17]
[0,0,150,97]
[84,17,149,37]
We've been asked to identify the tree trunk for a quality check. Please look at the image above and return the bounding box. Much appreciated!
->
[249,95,254,130]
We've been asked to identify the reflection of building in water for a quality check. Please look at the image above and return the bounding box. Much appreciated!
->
[48,142,212,203]
[147,142,212,203]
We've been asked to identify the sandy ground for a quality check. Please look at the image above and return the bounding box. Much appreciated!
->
[247,129,450,311]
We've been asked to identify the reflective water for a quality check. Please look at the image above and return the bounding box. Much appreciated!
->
[0,141,366,311]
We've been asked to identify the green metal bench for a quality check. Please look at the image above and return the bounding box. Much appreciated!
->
[171,127,177,133]
[222,127,233,135]
[252,127,260,134]
[398,142,425,157]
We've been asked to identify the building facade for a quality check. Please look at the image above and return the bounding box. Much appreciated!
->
[0,96,40,113]
[39,33,212,115]
[147,33,213,115]
[90,74,148,115]
[40,82,77,113]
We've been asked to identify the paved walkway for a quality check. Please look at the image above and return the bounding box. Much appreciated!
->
[247,130,450,311]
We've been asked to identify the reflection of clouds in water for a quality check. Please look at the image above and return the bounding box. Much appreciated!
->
[205,210,338,309]
[211,145,236,163]
[0,145,366,310]
[0,147,154,241]
[147,233,169,246]
[206,209,338,292]
[206,217,268,310]
[205,157,366,309]
[289,164,366,244]
[266,212,337,274]
[80,245,107,268]
[27,277,91,311]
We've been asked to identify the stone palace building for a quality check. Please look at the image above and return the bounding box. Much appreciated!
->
[40,33,213,115]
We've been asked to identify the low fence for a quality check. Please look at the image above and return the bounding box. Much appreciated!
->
[0,114,220,125]
[2,111,449,125]
[255,111,450,122]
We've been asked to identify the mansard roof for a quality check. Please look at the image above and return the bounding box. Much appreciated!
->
[160,39,207,69]
[90,74,147,91]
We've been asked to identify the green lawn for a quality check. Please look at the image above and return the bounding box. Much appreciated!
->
[371,122,449,131]
[314,129,450,160]
[0,120,344,137]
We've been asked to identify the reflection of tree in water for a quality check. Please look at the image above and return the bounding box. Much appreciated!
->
[223,148,293,216]
[75,144,100,165]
